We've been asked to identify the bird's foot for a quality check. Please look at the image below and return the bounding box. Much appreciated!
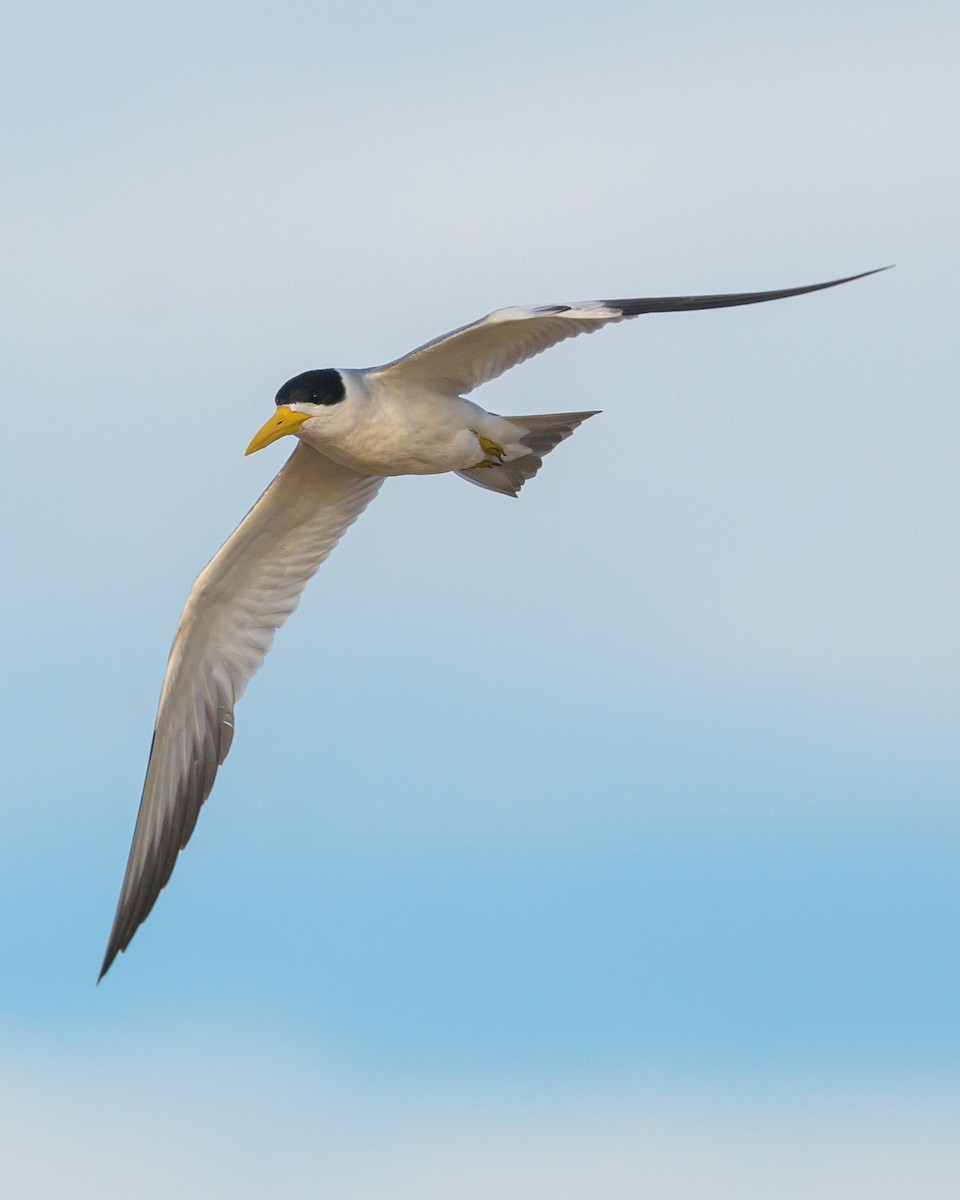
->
[473,433,506,468]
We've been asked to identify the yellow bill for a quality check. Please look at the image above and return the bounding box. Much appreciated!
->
[245,406,311,456]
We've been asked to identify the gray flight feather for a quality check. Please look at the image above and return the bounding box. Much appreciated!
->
[100,445,382,979]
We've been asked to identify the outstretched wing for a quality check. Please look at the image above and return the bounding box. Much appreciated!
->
[369,269,887,396]
[100,443,383,979]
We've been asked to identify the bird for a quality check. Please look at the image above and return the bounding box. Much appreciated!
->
[99,267,886,979]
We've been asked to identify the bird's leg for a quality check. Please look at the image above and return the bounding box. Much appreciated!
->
[473,433,506,468]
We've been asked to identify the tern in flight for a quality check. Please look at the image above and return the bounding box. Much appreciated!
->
[99,267,885,978]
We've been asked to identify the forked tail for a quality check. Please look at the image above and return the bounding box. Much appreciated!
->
[456,410,599,497]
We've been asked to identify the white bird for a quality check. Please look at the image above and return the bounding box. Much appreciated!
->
[99,268,884,978]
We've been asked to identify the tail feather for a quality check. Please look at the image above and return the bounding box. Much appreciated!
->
[457,410,599,497]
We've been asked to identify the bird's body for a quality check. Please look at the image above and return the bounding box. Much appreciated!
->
[99,268,886,979]
[297,372,513,477]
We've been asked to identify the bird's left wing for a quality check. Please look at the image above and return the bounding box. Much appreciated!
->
[100,443,383,979]
[367,269,886,396]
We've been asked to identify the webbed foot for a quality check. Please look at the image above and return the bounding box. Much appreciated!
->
[473,433,506,468]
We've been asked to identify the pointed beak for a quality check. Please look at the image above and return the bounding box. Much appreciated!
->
[245,406,311,455]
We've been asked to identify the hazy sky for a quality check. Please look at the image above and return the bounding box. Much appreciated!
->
[2,2,958,1196]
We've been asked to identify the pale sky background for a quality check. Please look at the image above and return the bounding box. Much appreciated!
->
[2,1,959,1196]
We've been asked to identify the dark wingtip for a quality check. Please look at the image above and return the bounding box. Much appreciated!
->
[606,266,894,319]
[98,929,126,983]
[97,948,116,984]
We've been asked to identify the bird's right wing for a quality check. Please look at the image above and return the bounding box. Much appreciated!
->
[100,443,383,979]
[368,269,887,396]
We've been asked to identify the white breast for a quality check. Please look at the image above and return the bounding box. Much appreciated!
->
[298,371,490,476]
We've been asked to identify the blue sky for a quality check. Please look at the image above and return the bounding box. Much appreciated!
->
[2,1,959,1195]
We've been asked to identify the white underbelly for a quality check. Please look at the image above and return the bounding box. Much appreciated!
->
[299,391,493,476]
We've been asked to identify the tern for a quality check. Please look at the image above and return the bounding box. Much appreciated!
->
[99,267,885,978]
